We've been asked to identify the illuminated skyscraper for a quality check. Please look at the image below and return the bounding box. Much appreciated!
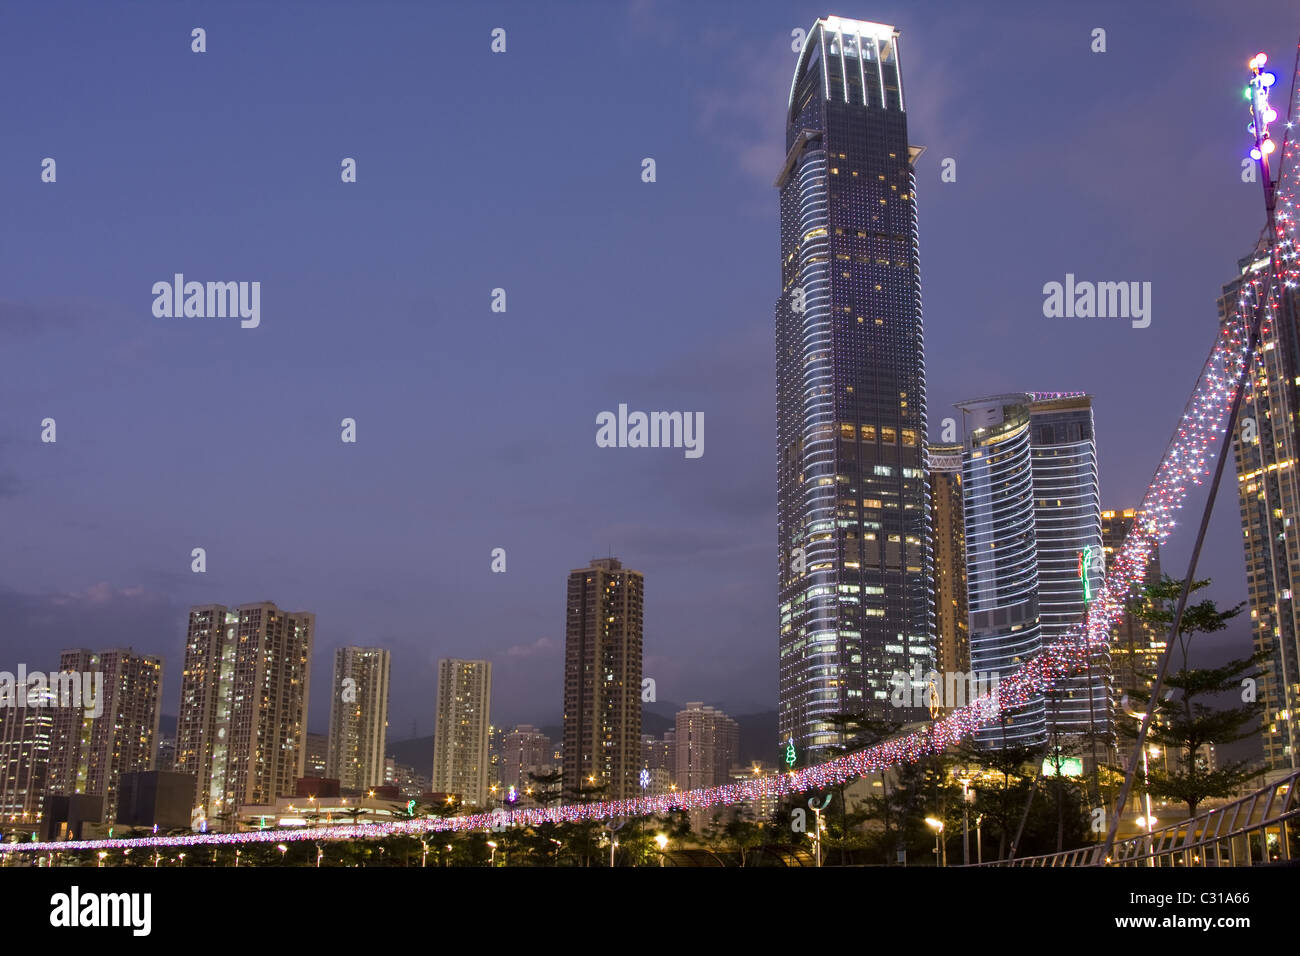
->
[326,647,391,790]
[176,603,314,823]
[0,689,54,825]
[1222,248,1300,770]
[929,444,969,681]
[563,558,643,799]
[776,16,932,757]
[957,393,1108,748]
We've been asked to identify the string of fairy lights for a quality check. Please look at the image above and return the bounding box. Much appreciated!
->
[5,46,1299,858]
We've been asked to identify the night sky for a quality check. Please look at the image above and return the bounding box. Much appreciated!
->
[1,0,1295,745]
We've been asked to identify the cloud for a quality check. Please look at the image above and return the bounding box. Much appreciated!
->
[693,38,791,189]
[0,584,176,671]
[504,636,559,659]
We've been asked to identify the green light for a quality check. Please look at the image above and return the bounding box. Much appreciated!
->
[1078,547,1093,603]
[1043,756,1084,777]
[785,738,797,767]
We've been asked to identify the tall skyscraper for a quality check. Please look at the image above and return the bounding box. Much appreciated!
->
[930,443,969,681]
[958,393,1108,749]
[776,16,933,757]
[326,646,391,790]
[176,603,314,824]
[48,648,163,822]
[1029,394,1110,745]
[674,702,739,791]
[0,688,54,824]
[1222,248,1300,770]
[563,557,643,799]
[431,658,492,806]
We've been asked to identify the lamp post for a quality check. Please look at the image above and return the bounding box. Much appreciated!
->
[957,769,974,866]
[655,833,668,867]
[487,840,498,867]
[925,817,945,867]
[975,814,983,865]
[1122,702,1157,867]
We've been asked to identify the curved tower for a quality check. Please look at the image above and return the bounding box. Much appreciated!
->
[776,16,933,758]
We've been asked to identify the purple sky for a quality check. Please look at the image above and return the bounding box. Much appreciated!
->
[1,1,1295,745]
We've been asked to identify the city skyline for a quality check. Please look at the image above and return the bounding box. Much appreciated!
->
[0,1,1290,762]
[0,5,1298,899]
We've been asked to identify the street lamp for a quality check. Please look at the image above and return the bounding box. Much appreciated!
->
[276,843,288,865]
[1122,704,1157,867]
[487,840,498,866]
[655,833,668,867]
[956,768,974,866]
[925,817,946,867]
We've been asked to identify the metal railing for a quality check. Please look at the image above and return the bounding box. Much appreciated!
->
[978,767,1299,867]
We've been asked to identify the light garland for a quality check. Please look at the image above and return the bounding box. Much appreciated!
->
[6,44,1298,860]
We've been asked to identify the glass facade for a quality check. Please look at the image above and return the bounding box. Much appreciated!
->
[1223,249,1300,770]
[957,393,1108,749]
[776,17,933,757]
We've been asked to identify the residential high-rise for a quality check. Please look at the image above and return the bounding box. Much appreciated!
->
[776,16,933,757]
[563,557,643,799]
[958,393,1108,749]
[930,443,969,681]
[499,724,553,792]
[1222,248,1300,770]
[0,688,54,825]
[303,733,329,779]
[674,703,739,791]
[176,603,314,824]
[326,647,391,790]
[48,648,163,822]
[641,731,676,782]
[431,659,492,806]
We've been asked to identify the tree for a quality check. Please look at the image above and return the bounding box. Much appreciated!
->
[1123,576,1262,817]
[825,712,902,864]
